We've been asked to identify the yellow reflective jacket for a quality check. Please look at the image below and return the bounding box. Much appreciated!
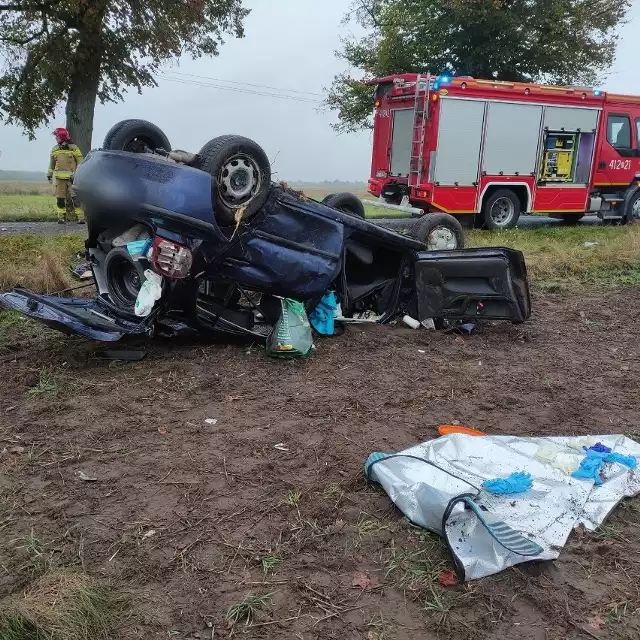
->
[47,143,83,180]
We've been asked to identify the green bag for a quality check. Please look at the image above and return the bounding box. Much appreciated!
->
[266,298,314,358]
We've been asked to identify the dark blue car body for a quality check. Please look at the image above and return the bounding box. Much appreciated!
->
[0,151,532,342]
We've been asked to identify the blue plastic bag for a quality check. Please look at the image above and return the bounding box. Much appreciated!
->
[309,292,337,336]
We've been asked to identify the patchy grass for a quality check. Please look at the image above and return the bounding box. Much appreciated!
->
[0,194,55,222]
[261,555,282,575]
[27,368,58,396]
[0,233,83,293]
[467,224,640,289]
[0,570,129,640]
[321,482,343,500]
[225,592,273,628]
[282,489,302,508]
[368,613,391,640]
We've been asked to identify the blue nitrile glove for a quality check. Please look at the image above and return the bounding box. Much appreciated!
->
[309,291,337,336]
[483,471,533,495]
[605,452,637,469]
[588,442,612,454]
[572,449,610,485]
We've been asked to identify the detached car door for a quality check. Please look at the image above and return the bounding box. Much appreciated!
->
[414,247,531,323]
[0,290,151,342]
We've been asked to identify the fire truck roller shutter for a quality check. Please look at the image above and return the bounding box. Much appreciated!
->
[543,107,599,133]
[390,109,414,176]
[482,102,543,176]
[433,98,486,186]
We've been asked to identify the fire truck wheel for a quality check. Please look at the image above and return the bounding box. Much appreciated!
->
[197,135,271,226]
[627,191,640,223]
[481,189,521,230]
[411,213,464,250]
[103,119,172,153]
[322,192,366,218]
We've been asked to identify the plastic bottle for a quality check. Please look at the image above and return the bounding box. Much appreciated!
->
[403,315,421,329]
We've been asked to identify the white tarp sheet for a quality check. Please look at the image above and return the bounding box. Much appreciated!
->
[365,434,640,580]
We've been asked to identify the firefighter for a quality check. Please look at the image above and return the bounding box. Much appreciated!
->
[47,128,84,224]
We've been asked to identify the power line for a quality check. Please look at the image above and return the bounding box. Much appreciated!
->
[157,74,324,104]
[158,74,322,103]
[161,69,325,97]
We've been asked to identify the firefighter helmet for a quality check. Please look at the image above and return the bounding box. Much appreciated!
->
[53,127,70,143]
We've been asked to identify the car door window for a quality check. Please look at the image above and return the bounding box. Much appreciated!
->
[607,114,631,149]
[636,118,640,149]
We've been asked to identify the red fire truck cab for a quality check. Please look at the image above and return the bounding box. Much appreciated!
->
[367,73,640,228]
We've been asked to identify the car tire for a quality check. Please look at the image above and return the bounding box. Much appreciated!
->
[102,119,172,153]
[322,192,366,218]
[411,213,464,250]
[104,247,146,313]
[481,189,521,230]
[197,135,271,226]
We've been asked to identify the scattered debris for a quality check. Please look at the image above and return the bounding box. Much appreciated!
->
[274,443,289,452]
[583,241,600,247]
[9,445,26,454]
[483,471,533,495]
[71,262,93,280]
[351,571,374,590]
[76,470,97,482]
[204,418,218,425]
[402,315,421,329]
[438,425,486,437]
[157,426,169,435]
[266,298,313,359]
[365,433,640,580]
[309,291,337,336]
[439,570,458,587]
[135,270,163,317]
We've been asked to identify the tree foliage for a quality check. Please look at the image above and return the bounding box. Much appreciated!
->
[0,0,248,151]
[327,0,631,132]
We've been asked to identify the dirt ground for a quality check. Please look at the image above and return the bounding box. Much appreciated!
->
[2,290,640,639]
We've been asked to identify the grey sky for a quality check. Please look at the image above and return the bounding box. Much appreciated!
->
[1,0,639,181]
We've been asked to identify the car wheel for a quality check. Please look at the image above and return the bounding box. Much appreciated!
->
[481,189,521,230]
[411,213,464,250]
[197,135,271,226]
[104,247,146,313]
[322,192,366,218]
[102,119,172,153]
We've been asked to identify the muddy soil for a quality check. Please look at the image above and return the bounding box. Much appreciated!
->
[1,290,640,639]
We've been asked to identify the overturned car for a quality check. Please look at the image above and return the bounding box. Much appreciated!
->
[0,120,531,342]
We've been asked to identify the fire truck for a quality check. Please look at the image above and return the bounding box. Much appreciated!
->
[366,73,640,229]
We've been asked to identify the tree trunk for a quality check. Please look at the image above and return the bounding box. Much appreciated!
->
[65,33,102,155]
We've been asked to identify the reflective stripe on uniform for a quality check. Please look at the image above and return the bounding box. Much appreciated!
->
[52,149,78,157]
[54,171,73,179]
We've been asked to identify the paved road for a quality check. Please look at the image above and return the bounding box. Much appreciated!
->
[0,221,87,235]
[374,214,602,233]
[0,215,603,236]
